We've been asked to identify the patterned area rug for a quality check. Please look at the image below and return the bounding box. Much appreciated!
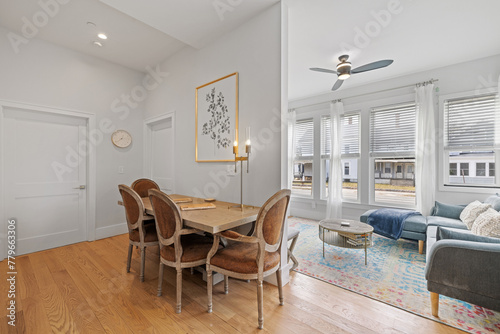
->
[289,217,500,334]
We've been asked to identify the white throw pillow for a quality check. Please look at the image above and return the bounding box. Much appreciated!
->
[471,208,500,237]
[459,200,491,229]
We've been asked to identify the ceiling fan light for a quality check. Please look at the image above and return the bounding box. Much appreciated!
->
[338,73,350,80]
[337,61,351,80]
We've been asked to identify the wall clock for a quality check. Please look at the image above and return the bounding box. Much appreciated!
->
[111,130,132,148]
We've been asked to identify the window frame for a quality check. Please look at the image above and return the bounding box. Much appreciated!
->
[438,90,500,193]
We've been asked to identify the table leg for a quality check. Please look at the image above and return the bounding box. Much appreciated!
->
[364,234,368,266]
[322,228,325,258]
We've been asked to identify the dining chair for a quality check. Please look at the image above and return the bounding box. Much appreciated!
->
[148,189,217,313]
[131,178,160,198]
[118,184,159,282]
[206,189,291,329]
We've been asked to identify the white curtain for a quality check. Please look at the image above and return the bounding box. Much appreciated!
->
[415,84,436,215]
[326,101,343,219]
[287,109,296,190]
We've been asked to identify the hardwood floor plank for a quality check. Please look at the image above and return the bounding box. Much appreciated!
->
[1,234,466,333]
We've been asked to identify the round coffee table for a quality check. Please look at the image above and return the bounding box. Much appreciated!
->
[319,218,373,265]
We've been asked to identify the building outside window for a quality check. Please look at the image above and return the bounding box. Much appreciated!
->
[370,102,416,206]
[443,93,498,186]
[292,118,313,197]
[321,113,360,201]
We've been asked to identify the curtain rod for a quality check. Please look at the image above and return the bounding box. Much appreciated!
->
[291,79,439,111]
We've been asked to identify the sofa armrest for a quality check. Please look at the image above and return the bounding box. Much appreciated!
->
[425,239,500,299]
[438,226,500,244]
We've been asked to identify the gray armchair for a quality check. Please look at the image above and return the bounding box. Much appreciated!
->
[425,227,500,316]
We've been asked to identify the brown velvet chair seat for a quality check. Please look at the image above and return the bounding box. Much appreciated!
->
[210,243,280,274]
[206,189,291,329]
[129,224,158,243]
[119,184,159,282]
[149,189,218,314]
[160,234,215,263]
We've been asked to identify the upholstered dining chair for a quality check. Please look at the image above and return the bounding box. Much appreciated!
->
[148,189,217,313]
[206,189,291,329]
[131,178,160,198]
[118,184,159,282]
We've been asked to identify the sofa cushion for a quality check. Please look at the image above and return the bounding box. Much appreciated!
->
[432,201,465,220]
[438,226,500,244]
[459,200,491,229]
[484,193,500,211]
[426,216,467,229]
[400,214,427,233]
[471,208,500,238]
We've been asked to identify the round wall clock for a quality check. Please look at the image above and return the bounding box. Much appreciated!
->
[111,130,132,148]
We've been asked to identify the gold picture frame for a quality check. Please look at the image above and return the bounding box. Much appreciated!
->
[196,72,238,162]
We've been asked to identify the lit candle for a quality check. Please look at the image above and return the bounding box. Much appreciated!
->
[245,127,251,153]
[233,137,238,155]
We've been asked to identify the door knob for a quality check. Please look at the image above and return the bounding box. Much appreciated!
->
[73,185,86,189]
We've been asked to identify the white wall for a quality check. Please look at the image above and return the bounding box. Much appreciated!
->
[289,53,500,220]
[0,26,147,237]
[144,4,282,206]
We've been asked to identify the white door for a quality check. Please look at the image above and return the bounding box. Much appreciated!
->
[3,107,87,255]
[146,116,174,193]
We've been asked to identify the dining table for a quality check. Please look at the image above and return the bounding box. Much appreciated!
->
[118,194,261,234]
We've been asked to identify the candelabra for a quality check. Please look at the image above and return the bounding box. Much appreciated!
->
[229,128,251,211]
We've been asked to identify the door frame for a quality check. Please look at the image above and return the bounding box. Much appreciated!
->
[0,100,97,260]
[143,111,176,193]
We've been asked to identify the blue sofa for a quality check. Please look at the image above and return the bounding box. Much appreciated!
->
[425,226,500,316]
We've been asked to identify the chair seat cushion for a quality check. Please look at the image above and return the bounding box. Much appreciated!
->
[129,223,158,243]
[161,234,215,263]
[210,242,280,274]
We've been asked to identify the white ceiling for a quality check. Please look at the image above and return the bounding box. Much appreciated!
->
[0,0,278,72]
[288,0,500,101]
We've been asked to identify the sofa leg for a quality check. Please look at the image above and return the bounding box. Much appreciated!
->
[430,292,439,317]
[418,240,424,254]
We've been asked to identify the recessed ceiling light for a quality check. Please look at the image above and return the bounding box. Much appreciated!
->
[93,41,103,47]
[97,33,107,40]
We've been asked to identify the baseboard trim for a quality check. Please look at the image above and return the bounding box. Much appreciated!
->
[95,222,128,240]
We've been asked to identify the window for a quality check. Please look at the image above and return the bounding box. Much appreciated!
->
[460,162,469,176]
[449,163,457,176]
[476,163,486,176]
[321,113,360,201]
[444,93,498,186]
[292,118,313,197]
[370,103,416,205]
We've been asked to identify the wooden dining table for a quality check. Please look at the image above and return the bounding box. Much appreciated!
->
[118,194,261,234]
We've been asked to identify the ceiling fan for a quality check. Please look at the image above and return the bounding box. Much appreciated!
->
[310,55,394,91]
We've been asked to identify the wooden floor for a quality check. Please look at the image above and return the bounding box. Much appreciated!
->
[0,234,463,334]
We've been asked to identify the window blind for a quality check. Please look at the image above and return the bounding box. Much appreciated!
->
[294,118,314,158]
[370,103,416,154]
[444,93,498,149]
[320,113,360,157]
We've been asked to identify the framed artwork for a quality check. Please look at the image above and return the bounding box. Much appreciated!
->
[196,72,238,162]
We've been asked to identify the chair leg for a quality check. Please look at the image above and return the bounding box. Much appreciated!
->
[418,240,424,254]
[430,292,439,317]
[126,244,133,273]
[157,263,164,296]
[140,247,146,282]
[257,280,264,329]
[224,275,229,294]
[176,268,182,313]
[207,268,213,313]
[276,269,284,306]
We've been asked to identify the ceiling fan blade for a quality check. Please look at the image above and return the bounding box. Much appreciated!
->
[332,79,344,91]
[351,60,393,74]
[310,67,338,75]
